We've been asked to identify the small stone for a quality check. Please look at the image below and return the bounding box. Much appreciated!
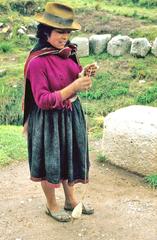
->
[17,28,25,35]
[28,198,32,202]
[78,233,82,237]
[139,80,146,84]
[2,26,10,33]
[20,201,24,204]
[0,69,7,77]
[20,25,27,32]
[27,34,36,41]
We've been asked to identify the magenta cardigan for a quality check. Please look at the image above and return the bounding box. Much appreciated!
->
[27,54,82,110]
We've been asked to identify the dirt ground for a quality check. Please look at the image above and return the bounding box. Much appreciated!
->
[1,144,157,240]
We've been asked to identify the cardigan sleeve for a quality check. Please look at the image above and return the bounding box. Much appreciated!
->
[27,58,65,110]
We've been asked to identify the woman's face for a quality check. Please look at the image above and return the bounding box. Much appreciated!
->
[47,29,71,49]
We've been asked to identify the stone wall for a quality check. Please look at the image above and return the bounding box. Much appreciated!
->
[71,34,157,58]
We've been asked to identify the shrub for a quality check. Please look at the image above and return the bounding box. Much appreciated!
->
[0,42,13,53]
[136,86,157,104]
[96,153,108,163]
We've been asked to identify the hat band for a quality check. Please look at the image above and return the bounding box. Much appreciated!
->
[43,12,73,26]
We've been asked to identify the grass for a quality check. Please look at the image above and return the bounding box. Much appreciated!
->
[144,175,157,188]
[49,0,157,23]
[0,42,13,53]
[0,125,27,166]
[96,153,108,163]
[129,25,157,41]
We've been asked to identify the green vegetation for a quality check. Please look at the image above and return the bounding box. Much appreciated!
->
[0,125,27,166]
[0,42,13,53]
[96,153,108,163]
[144,175,157,188]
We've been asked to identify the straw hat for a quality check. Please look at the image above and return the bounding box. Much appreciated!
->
[35,2,81,30]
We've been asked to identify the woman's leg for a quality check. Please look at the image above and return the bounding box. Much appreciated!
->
[41,181,59,211]
[62,181,78,207]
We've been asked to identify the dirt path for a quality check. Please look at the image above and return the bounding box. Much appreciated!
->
[1,150,157,240]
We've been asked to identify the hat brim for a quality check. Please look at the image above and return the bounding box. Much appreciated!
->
[35,13,81,31]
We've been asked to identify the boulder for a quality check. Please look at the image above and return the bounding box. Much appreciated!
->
[102,105,157,176]
[130,38,151,57]
[89,34,111,54]
[107,35,132,56]
[71,37,89,57]
[151,38,157,57]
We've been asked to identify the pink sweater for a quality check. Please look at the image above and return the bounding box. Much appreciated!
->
[27,54,82,110]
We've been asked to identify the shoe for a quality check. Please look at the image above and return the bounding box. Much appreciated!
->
[45,205,71,222]
[64,202,94,215]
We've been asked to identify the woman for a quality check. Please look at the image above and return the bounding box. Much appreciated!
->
[23,2,98,222]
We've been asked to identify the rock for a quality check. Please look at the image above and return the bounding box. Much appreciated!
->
[27,34,36,41]
[151,37,157,57]
[1,25,11,33]
[71,37,89,57]
[130,38,151,57]
[139,80,146,84]
[17,28,26,35]
[0,22,4,27]
[102,105,157,176]
[20,25,27,32]
[107,35,132,56]
[28,21,38,31]
[89,34,111,54]
[0,25,12,40]
[0,69,7,77]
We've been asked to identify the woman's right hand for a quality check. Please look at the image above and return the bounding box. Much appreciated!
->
[73,76,92,92]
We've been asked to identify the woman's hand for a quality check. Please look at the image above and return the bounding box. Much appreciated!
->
[80,62,99,77]
[73,76,92,92]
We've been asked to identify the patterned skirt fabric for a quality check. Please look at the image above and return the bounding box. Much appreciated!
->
[27,98,89,188]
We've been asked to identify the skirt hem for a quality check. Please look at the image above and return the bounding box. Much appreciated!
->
[30,176,89,188]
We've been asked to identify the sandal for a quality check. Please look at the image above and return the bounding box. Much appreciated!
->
[64,202,94,215]
[45,205,71,222]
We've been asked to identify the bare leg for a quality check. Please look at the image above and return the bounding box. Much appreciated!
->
[62,181,78,207]
[41,181,59,211]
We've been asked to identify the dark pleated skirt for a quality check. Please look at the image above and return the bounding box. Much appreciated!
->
[27,97,89,188]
